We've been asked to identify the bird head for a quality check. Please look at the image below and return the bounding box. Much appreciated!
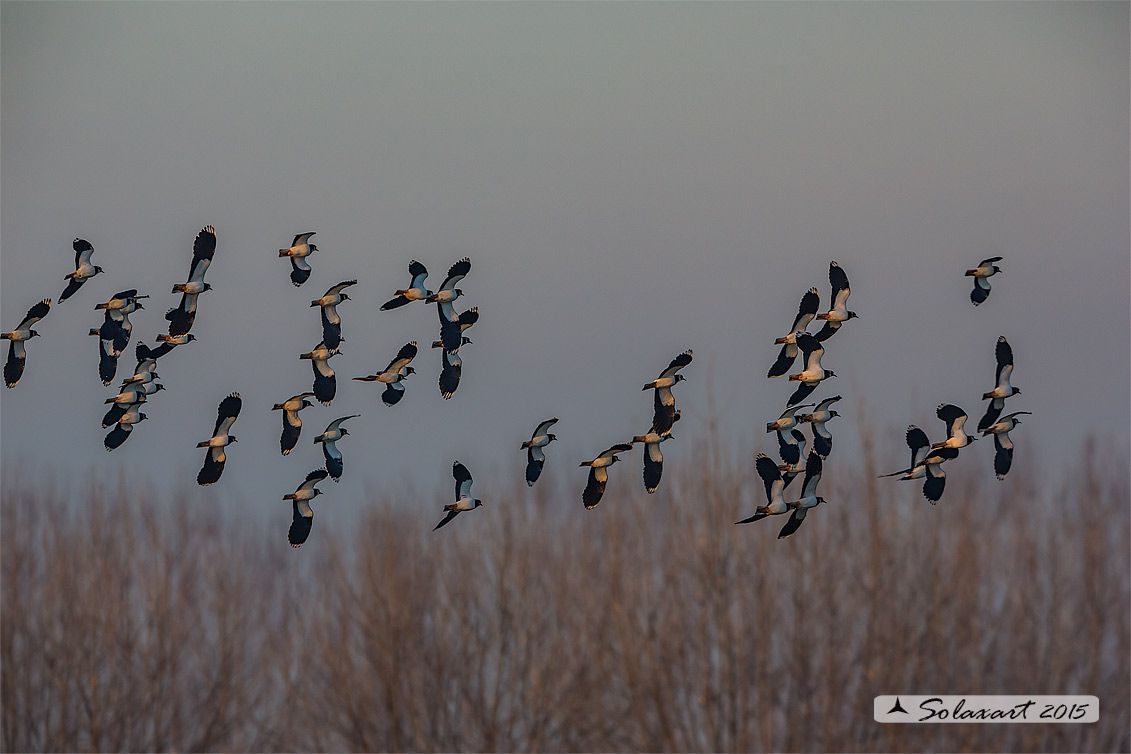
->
[404,366,416,376]
[94,266,104,275]
[675,374,687,383]
[847,311,858,320]
[548,433,557,443]
[825,370,837,378]
[339,428,350,436]
[308,244,319,253]
[1012,387,1022,396]
[817,496,827,506]
[473,499,483,509]
[829,410,840,418]
[185,334,197,342]
[229,435,238,443]
[152,384,166,392]
[340,292,350,301]
[302,399,314,409]
[134,301,145,310]
[29,330,40,339]
[203,283,213,292]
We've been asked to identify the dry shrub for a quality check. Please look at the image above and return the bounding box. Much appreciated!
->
[2,431,1128,752]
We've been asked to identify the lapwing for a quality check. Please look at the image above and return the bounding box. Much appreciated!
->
[631,423,676,494]
[196,392,242,486]
[580,443,633,509]
[787,333,835,406]
[172,226,217,295]
[801,395,842,457]
[814,262,858,341]
[425,257,471,304]
[932,403,976,450]
[766,404,814,466]
[353,341,417,406]
[102,382,164,427]
[2,299,50,388]
[966,256,1002,306]
[285,469,329,547]
[778,450,826,539]
[736,453,789,524]
[438,346,462,400]
[272,392,317,455]
[877,425,957,504]
[104,404,147,451]
[381,261,432,310]
[279,232,318,286]
[777,429,808,491]
[311,280,356,351]
[314,414,359,481]
[645,349,693,435]
[521,418,559,487]
[432,307,478,350]
[982,411,1031,480]
[977,336,1020,432]
[768,287,820,378]
[433,461,482,531]
[60,239,103,302]
[300,341,339,406]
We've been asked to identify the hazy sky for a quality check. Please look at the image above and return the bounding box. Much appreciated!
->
[2,2,1128,520]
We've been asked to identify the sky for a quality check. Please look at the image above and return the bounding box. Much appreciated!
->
[2,2,1128,522]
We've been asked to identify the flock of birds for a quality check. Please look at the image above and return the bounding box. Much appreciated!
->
[3,234,1022,545]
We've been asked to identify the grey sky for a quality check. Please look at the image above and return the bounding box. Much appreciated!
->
[2,2,1128,516]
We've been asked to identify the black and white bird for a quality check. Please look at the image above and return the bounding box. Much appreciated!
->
[425,257,471,304]
[380,261,432,310]
[279,232,318,286]
[982,411,1031,480]
[977,336,1021,432]
[300,341,339,406]
[104,404,147,451]
[121,343,160,386]
[353,341,417,406]
[91,291,144,359]
[272,392,316,455]
[878,425,958,504]
[787,333,836,406]
[580,443,633,509]
[196,392,242,486]
[631,425,675,494]
[432,306,478,350]
[768,288,820,378]
[813,262,858,342]
[165,286,206,338]
[521,418,559,487]
[766,404,814,466]
[966,256,1003,306]
[645,349,693,435]
[173,226,217,295]
[800,395,842,457]
[736,453,790,524]
[433,461,483,531]
[778,451,826,539]
[314,414,359,481]
[60,239,103,302]
[932,403,977,450]
[310,280,356,351]
[2,299,50,388]
[777,429,808,491]
[284,469,329,547]
[102,381,164,427]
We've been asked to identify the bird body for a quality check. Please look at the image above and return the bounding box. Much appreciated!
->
[60,239,103,301]
[279,232,318,286]
[736,453,789,524]
[778,451,826,538]
[197,393,242,486]
[522,418,559,486]
[645,349,693,435]
[982,411,1030,480]
[932,403,976,450]
[3,299,50,388]
[425,258,471,303]
[580,443,633,508]
[353,342,417,405]
[381,261,432,310]
[800,395,842,457]
[285,469,329,547]
[631,430,673,494]
[433,461,482,530]
[814,262,857,341]
[272,392,316,455]
[314,415,359,481]
[966,256,1002,305]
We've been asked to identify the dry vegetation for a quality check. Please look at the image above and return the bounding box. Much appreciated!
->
[2,432,1128,752]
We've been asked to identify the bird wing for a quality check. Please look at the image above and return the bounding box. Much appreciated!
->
[290,256,312,286]
[800,451,823,499]
[325,279,357,297]
[289,500,314,546]
[582,466,607,509]
[525,452,545,487]
[16,299,52,330]
[325,415,359,433]
[787,381,818,407]
[297,468,328,494]
[458,307,480,329]
[993,433,1014,480]
[407,260,429,289]
[754,453,783,502]
[73,238,95,268]
[438,257,471,291]
[995,336,1013,386]
[439,348,461,399]
[767,341,798,378]
[312,361,336,405]
[936,403,967,438]
[432,509,460,531]
[979,256,1003,266]
[453,461,474,500]
[60,277,84,302]
[906,425,930,467]
[599,443,633,460]
[828,261,850,309]
[103,423,133,451]
[776,431,800,466]
[213,392,243,435]
[642,443,664,493]
[384,341,418,374]
[197,447,225,486]
[4,341,26,388]
[790,288,820,333]
[658,349,694,380]
[291,232,316,247]
[533,418,559,436]
[189,226,217,282]
[777,508,807,538]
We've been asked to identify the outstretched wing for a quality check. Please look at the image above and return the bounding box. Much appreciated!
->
[439,348,461,400]
[189,226,217,281]
[432,509,460,531]
[289,499,314,547]
[777,508,807,539]
[16,299,52,330]
[453,461,474,500]
[408,260,429,289]
[438,257,471,291]
[213,392,242,436]
[582,466,608,509]
[383,341,418,374]
[658,349,694,380]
